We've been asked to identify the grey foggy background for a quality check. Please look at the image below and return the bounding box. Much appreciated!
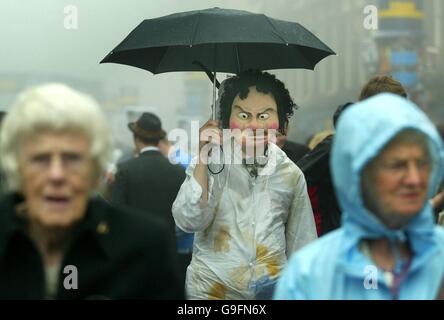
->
[0,0,443,155]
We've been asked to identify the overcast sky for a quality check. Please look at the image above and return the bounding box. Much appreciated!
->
[4,1,436,142]
[0,0,265,77]
[0,1,271,131]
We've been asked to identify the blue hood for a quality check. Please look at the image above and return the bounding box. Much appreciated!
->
[331,93,444,267]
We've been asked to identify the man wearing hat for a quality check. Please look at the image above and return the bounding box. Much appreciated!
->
[111,112,186,235]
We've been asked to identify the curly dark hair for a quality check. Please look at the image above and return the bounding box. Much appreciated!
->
[218,70,297,132]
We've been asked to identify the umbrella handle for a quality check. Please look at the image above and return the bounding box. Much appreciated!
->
[212,71,217,121]
[191,60,219,121]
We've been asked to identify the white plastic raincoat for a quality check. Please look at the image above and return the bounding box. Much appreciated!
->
[173,142,317,299]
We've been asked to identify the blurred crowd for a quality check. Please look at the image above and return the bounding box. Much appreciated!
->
[1,72,444,300]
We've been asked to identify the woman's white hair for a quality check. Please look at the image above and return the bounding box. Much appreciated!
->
[0,83,112,191]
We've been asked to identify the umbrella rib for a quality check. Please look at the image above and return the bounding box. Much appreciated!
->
[299,45,324,70]
[190,12,202,46]
[235,44,241,74]
[264,16,287,44]
[153,46,169,74]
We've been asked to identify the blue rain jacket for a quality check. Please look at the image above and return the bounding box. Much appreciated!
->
[274,93,444,299]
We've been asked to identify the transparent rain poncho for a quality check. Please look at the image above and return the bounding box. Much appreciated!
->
[173,142,317,299]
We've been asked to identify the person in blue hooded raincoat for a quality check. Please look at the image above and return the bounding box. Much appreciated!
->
[274,93,444,299]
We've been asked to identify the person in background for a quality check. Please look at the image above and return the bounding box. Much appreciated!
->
[359,75,407,101]
[298,74,409,236]
[274,93,444,299]
[306,129,334,150]
[0,84,183,299]
[111,113,186,234]
[158,133,194,287]
[111,112,187,287]
[297,102,353,236]
[158,133,192,169]
[275,120,309,164]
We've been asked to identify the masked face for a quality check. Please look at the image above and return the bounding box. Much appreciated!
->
[228,86,279,154]
[18,131,97,230]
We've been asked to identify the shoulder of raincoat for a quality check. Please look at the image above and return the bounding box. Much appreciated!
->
[274,93,444,300]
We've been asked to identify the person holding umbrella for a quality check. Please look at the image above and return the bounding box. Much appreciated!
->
[100,7,334,300]
[173,70,317,300]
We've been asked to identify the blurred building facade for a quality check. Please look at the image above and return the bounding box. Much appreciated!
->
[248,0,444,142]
[0,72,147,159]
[422,0,444,123]
[0,73,104,110]
[372,0,444,122]
[250,0,371,142]
[177,72,210,131]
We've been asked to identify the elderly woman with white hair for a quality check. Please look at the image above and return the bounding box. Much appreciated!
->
[0,83,183,299]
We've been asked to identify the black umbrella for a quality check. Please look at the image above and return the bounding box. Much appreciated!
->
[101,7,335,118]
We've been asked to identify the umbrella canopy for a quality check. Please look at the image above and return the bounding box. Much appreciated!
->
[100,7,335,74]
[101,7,335,119]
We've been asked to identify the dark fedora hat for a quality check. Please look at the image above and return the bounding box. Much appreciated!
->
[128,112,166,139]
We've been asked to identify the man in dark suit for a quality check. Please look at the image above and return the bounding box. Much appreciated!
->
[111,113,186,233]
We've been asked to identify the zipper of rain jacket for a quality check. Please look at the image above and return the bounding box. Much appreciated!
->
[388,238,412,300]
